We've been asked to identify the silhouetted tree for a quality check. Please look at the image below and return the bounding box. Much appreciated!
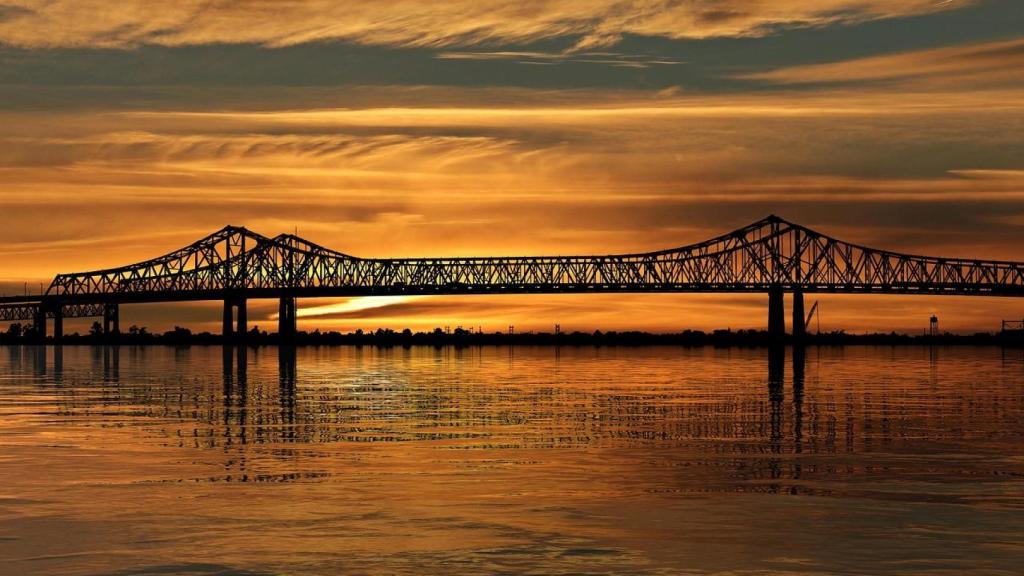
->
[164,326,192,339]
[5,323,22,339]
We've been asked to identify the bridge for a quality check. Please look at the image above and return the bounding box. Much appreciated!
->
[3,215,1023,343]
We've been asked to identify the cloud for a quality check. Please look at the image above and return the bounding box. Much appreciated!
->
[0,4,31,22]
[0,1,973,50]
[0,131,522,173]
[740,37,1024,86]
[2,84,1022,185]
[3,86,1022,229]
[435,50,684,68]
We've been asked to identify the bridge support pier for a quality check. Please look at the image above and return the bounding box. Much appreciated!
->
[34,308,46,341]
[223,300,234,341]
[223,298,247,343]
[236,299,247,342]
[792,289,805,344]
[53,305,63,343]
[768,286,785,344]
[103,303,119,341]
[278,297,297,343]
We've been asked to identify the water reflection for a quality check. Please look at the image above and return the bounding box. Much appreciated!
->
[792,346,805,463]
[9,345,1020,484]
[1,345,1023,575]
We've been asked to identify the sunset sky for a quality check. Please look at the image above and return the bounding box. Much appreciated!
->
[2,0,1024,334]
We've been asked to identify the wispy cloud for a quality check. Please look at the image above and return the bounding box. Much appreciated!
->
[740,37,1024,86]
[0,132,522,173]
[436,49,684,68]
[0,1,973,49]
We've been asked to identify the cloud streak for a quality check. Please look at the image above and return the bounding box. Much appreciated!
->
[741,37,1024,86]
[435,50,685,68]
[0,131,522,173]
[0,1,972,49]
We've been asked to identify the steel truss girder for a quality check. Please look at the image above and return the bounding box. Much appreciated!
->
[31,215,1024,304]
[0,302,106,321]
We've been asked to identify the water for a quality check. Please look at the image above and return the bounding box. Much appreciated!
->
[1,345,1022,575]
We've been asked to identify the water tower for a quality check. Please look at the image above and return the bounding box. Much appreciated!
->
[929,315,939,336]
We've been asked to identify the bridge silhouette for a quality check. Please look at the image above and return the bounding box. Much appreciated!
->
[3,215,1023,343]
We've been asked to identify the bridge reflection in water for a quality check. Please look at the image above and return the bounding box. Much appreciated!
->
[10,343,1018,478]
[218,345,803,465]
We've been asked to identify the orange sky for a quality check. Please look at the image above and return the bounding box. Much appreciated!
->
[2,1,1023,334]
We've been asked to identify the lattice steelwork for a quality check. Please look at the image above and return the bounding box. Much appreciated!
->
[0,302,106,321]
[37,215,1024,306]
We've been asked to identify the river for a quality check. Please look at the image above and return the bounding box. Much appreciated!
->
[1,345,1022,575]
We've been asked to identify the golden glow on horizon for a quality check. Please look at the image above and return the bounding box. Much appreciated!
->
[291,296,425,320]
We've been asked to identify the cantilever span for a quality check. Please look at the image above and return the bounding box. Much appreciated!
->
[3,215,1024,342]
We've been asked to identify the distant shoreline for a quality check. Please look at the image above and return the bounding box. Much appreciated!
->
[2,326,1023,347]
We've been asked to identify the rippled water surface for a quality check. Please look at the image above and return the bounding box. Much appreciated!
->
[1,345,1023,575]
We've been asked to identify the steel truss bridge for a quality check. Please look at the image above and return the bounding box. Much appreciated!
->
[3,215,1023,342]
